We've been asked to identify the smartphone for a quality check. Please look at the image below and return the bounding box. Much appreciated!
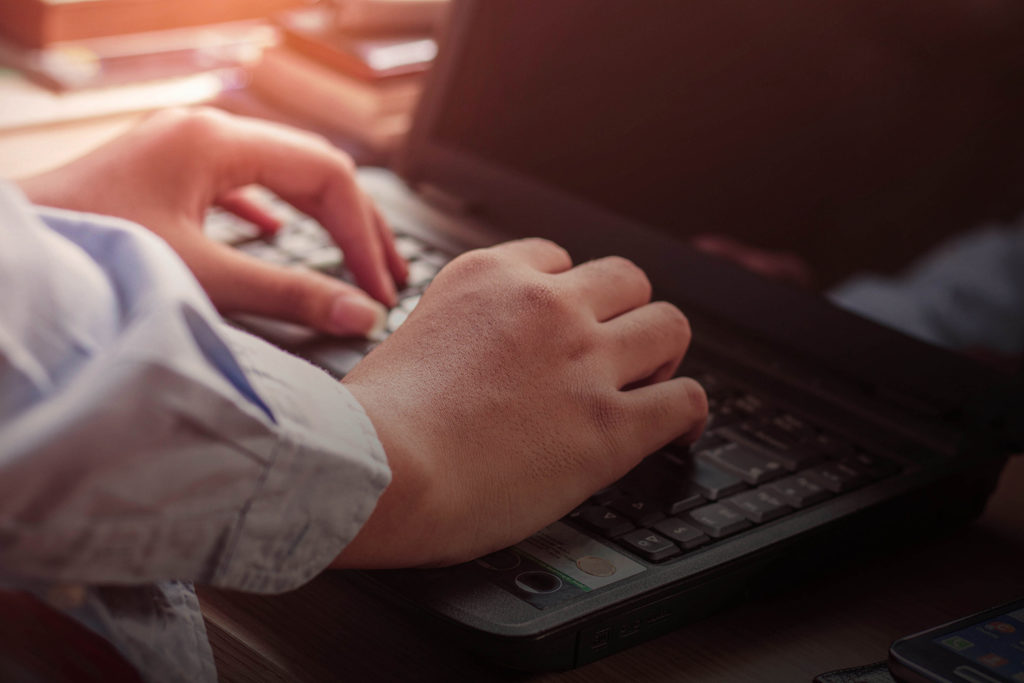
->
[890,598,1024,683]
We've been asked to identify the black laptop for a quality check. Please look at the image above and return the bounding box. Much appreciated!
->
[215,0,1017,670]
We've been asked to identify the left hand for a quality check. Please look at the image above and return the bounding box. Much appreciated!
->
[17,107,407,337]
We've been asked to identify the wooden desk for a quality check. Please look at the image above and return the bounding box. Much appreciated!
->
[200,457,1024,683]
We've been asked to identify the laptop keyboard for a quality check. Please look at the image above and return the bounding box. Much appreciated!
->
[207,195,903,566]
[568,373,901,563]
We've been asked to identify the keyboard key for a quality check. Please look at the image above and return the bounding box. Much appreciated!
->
[733,393,768,416]
[766,475,832,508]
[653,518,710,550]
[387,307,409,332]
[588,486,618,506]
[205,209,261,245]
[275,232,325,259]
[814,432,855,459]
[301,246,343,271]
[804,462,869,493]
[708,399,744,429]
[399,294,422,313]
[689,431,728,453]
[688,503,753,538]
[740,420,797,449]
[417,249,451,267]
[724,489,793,523]
[699,443,785,485]
[577,505,635,538]
[728,424,823,472]
[689,459,747,501]
[609,495,665,527]
[842,451,899,480]
[616,454,706,515]
[771,413,817,441]
[395,235,426,259]
[407,260,440,287]
[618,530,680,562]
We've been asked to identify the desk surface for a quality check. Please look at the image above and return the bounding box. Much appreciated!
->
[199,456,1024,683]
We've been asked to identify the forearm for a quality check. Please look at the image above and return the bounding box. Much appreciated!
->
[0,188,390,592]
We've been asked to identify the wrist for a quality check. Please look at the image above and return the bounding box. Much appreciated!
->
[331,382,445,568]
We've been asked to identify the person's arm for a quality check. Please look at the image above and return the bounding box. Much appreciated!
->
[0,183,390,590]
[4,107,708,578]
[17,107,407,338]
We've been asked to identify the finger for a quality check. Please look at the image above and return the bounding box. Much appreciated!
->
[214,116,397,306]
[215,188,282,235]
[602,301,691,387]
[488,238,573,273]
[182,239,388,337]
[621,377,709,452]
[562,256,652,321]
[321,190,397,307]
[370,203,408,289]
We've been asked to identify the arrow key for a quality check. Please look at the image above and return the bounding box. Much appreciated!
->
[577,505,636,538]
[618,529,681,562]
[609,495,665,527]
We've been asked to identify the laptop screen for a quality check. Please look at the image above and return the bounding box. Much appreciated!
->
[416,0,1023,303]
[430,2,710,237]
[407,1,1024,379]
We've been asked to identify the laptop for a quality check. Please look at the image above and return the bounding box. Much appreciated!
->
[211,0,1018,670]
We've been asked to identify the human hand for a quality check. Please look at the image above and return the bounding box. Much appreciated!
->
[336,239,708,568]
[16,107,407,337]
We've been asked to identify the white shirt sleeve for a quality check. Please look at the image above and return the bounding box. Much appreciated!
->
[0,182,391,593]
[830,217,1024,355]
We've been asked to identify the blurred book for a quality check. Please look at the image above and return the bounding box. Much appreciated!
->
[0,20,275,91]
[0,0,305,48]
[278,7,436,81]
[0,66,231,131]
[334,0,448,35]
[248,45,422,150]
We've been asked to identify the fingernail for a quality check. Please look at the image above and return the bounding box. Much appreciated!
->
[328,294,388,339]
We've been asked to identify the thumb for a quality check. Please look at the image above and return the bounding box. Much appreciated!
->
[185,240,388,337]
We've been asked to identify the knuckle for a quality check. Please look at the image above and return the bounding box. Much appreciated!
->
[537,238,572,264]
[323,146,357,174]
[507,237,572,268]
[655,302,691,341]
[604,255,651,296]
[148,107,229,157]
[445,248,505,279]
[519,236,564,254]
[514,279,563,312]
[175,107,227,137]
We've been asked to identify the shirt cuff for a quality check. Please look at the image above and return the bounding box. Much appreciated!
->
[210,325,391,593]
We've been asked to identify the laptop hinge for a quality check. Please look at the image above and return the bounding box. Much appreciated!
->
[417,183,476,216]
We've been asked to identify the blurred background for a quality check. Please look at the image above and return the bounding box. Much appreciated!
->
[0,0,448,167]
[1,0,1023,287]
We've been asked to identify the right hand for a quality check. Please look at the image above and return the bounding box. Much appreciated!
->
[336,238,708,568]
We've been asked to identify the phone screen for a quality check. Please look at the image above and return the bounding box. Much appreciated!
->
[932,607,1024,681]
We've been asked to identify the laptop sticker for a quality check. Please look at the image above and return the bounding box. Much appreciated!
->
[475,522,645,609]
